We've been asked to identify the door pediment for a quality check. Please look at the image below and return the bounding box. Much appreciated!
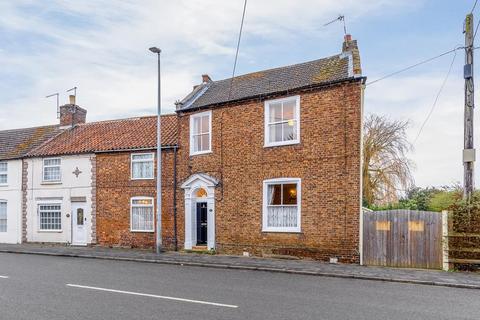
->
[181,173,219,189]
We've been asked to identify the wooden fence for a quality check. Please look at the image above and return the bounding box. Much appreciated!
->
[362,209,443,269]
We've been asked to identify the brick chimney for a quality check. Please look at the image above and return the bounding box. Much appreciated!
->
[202,74,212,83]
[342,34,362,76]
[59,95,87,127]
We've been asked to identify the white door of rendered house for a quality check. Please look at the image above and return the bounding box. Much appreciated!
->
[71,203,87,246]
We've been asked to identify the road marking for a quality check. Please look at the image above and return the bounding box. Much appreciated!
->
[0,276,8,279]
[66,284,238,308]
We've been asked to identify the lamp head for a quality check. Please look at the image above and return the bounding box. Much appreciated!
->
[149,47,161,54]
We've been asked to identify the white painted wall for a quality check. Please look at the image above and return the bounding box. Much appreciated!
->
[0,159,23,244]
[26,154,94,244]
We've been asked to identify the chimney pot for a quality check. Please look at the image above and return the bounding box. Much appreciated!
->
[202,74,212,83]
[344,34,352,42]
[69,95,76,105]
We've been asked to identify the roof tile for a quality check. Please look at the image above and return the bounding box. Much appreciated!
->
[178,54,351,111]
[28,115,177,157]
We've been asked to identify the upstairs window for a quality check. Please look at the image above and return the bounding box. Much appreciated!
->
[130,197,154,232]
[263,178,301,232]
[264,96,300,147]
[131,153,154,179]
[0,201,6,232]
[0,162,6,185]
[190,111,212,155]
[43,158,61,182]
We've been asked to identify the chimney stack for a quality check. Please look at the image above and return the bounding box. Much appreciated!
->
[59,96,87,128]
[202,74,212,83]
[342,34,362,76]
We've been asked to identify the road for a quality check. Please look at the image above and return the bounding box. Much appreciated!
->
[0,253,478,320]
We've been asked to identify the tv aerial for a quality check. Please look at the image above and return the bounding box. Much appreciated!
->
[324,15,347,35]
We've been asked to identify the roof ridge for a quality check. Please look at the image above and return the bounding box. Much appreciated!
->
[212,53,343,84]
[70,113,178,127]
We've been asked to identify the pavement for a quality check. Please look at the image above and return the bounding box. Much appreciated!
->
[0,243,479,290]
[0,252,479,320]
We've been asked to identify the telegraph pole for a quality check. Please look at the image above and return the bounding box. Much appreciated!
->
[464,13,475,199]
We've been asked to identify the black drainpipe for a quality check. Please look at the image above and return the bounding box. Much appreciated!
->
[173,146,178,251]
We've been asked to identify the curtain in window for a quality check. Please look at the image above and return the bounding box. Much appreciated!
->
[132,161,153,179]
[266,182,298,228]
[132,206,153,231]
[267,206,298,228]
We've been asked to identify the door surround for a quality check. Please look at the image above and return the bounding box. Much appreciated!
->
[181,173,218,250]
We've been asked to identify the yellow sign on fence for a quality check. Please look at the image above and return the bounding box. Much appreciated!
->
[408,220,425,232]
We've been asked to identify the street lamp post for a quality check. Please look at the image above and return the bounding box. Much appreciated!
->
[149,47,162,254]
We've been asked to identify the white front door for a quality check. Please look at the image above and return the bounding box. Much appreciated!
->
[71,203,87,246]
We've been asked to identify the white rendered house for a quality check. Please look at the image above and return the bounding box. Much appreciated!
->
[25,154,95,245]
[0,125,61,244]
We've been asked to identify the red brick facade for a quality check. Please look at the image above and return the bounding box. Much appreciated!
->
[94,80,363,262]
[175,81,363,262]
[95,150,179,249]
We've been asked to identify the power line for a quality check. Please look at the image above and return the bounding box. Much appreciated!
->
[228,0,248,101]
[413,49,458,145]
[366,47,463,86]
[472,0,478,13]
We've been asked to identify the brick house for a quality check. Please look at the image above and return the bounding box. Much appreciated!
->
[174,35,364,262]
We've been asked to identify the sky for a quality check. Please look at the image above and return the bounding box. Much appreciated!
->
[0,0,478,188]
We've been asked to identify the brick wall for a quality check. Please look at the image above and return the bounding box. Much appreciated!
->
[95,149,178,249]
[21,160,28,243]
[176,81,362,262]
[90,155,97,244]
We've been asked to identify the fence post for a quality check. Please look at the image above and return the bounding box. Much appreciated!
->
[442,210,449,271]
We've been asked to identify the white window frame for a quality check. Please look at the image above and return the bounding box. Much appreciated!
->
[262,178,301,233]
[0,200,7,233]
[264,95,301,147]
[37,203,62,232]
[131,153,155,180]
[0,162,7,186]
[189,110,212,156]
[42,158,62,183]
[130,196,155,232]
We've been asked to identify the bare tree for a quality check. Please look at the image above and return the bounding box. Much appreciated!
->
[363,114,414,206]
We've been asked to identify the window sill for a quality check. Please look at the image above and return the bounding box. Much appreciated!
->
[0,184,8,187]
[190,150,212,157]
[130,230,155,233]
[264,140,300,148]
[41,181,62,185]
[131,177,155,181]
[37,230,63,233]
[262,229,302,234]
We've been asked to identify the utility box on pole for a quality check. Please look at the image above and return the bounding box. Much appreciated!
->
[464,13,475,199]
